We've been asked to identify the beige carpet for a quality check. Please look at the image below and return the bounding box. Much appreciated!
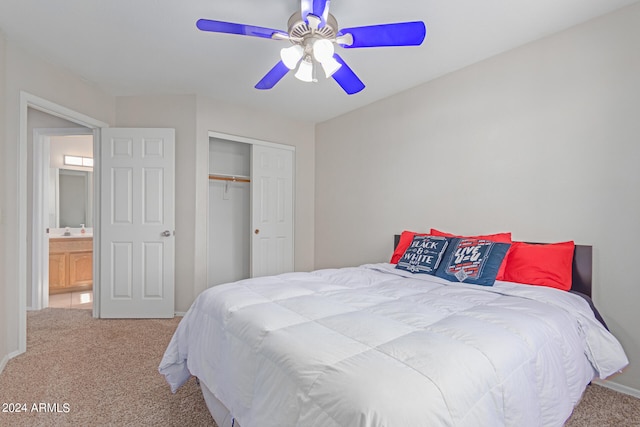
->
[1,308,639,426]
[0,308,215,426]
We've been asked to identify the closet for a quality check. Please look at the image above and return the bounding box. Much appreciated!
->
[208,135,294,287]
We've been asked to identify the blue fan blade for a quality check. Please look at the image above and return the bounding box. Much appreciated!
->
[255,61,290,90]
[331,55,365,95]
[196,19,286,39]
[339,21,426,48]
[301,0,330,26]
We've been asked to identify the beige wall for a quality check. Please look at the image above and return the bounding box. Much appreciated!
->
[315,4,640,392]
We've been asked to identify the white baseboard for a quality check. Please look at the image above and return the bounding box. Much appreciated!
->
[0,354,8,375]
[174,312,186,317]
[593,379,640,399]
[0,350,23,375]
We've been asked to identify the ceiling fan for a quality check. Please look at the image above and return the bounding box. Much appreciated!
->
[196,0,426,95]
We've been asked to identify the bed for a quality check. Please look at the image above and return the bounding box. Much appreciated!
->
[160,233,628,427]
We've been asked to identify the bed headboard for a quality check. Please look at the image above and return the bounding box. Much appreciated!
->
[393,235,593,297]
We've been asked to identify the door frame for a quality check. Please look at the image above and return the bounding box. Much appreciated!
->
[208,131,297,152]
[18,91,108,353]
[206,131,296,286]
[32,127,94,311]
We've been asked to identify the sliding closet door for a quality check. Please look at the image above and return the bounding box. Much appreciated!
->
[251,145,294,277]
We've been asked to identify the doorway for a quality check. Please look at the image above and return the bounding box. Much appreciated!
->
[27,123,94,310]
[18,92,109,355]
[33,129,95,310]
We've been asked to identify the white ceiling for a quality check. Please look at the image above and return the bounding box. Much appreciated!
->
[0,0,638,123]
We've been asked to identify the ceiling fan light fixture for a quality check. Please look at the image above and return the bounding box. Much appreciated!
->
[294,58,315,82]
[320,56,341,78]
[280,44,304,69]
[311,39,340,78]
[312,38,334,62]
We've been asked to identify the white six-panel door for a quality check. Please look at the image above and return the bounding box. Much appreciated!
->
[100,128,175,318]
[251,145,294,278]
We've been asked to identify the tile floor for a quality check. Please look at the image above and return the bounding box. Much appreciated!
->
[49,290,93,309]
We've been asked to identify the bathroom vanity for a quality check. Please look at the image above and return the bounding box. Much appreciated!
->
[49,236,93,294]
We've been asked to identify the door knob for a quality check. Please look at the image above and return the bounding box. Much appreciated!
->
[254,229,260,234]
[161,230,172,237]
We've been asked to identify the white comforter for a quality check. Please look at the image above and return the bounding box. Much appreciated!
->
[159,263,628,427]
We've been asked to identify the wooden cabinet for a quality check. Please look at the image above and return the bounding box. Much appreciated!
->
[49,237,93,294]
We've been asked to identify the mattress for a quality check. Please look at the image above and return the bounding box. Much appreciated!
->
[160,263,628,427]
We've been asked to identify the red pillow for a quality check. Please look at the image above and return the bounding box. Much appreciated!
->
[391,230,430,264]
[430,229,512,280]
[502,241,575,291]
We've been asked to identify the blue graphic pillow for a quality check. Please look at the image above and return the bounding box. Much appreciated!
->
[396,235,449,274]
[435,238,511,286]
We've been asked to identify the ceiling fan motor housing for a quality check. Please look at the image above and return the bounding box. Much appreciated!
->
[288,12,338,42]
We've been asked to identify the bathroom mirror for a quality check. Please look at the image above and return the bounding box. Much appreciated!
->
[49,168,93,228]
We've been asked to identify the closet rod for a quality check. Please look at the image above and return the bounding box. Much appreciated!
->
[209,173,251,183]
